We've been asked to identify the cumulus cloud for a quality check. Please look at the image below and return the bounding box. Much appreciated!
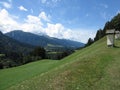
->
[0,2,11,9]
[21,15,44,33]
[45,23,95,43]
[0,9,95,43]
[39,11,50,22]
[0,9,19,32]
[0,9,48,33]
[25,15,41,24]
[45,23,64,37]
[18,6,28,11]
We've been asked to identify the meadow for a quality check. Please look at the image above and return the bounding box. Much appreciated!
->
[0,37,120,90]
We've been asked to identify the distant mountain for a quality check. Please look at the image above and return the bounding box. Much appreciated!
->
[5,30,84,49]
[0,31,34,54]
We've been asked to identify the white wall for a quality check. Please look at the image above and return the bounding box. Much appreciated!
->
[107,35,114,46]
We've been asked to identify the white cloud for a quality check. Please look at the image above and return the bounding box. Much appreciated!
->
[18,6,28,11]
[39,12,50,22]
[45,23,64,37]
[45,23,96,43]
[69,30,96,43]
[0,9,95,43]
[22,15,44,33]
[0,2,11,9]
[0,9,19,32]
[25,15,41,24]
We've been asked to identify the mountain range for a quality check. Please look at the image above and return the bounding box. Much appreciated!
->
[5,30,84,49]
[0,31,34,54]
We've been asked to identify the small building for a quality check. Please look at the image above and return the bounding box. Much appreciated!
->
[106,29,115,47]
[115,31,120,40]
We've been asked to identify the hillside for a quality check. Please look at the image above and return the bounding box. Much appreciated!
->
[5,30,84,48]
[0,31,34,54]
[0,37,120,90]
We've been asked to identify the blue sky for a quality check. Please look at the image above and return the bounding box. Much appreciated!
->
[0,0,120,43]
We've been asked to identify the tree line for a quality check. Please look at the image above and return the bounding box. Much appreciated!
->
[0,47,45,69]
[0,46,74,69]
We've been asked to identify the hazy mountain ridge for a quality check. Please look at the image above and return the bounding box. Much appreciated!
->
[5,30,84,48]
[0,31,34,54]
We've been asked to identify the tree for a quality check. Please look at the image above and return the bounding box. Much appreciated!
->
[111,13,120,30]
[0,63,3,69]
[103,13,120,31]
[85,38,94,47]
[103,21,114,30]
[30,47,46,59]
[6,52,22,61]
[94,29,104,41]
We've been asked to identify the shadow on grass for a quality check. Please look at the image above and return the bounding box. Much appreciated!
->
[114,46,120,48]
[107,45,120,48]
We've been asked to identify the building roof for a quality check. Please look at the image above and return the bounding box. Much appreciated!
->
[106,29,115,34]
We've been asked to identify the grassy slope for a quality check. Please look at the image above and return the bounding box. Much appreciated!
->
[0,37,120,90]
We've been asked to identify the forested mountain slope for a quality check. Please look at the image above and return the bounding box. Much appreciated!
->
[5,30,84,48]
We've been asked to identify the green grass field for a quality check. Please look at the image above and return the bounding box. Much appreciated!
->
[0,37,120,90]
